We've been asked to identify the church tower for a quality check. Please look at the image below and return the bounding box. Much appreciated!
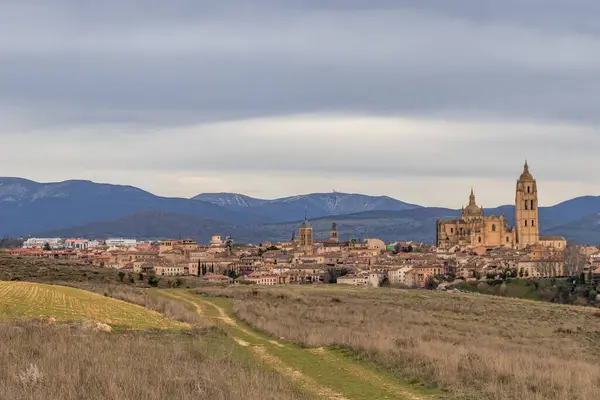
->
[515,161,539,248]
[298,215,314,254]
[329,222,339,242]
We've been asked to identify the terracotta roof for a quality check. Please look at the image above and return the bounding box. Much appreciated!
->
[539,236,566,241]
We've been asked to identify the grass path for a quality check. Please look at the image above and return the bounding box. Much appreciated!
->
[159,289,439,400]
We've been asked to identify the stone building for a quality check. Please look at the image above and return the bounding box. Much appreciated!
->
[436,188,516,248]
[298,216,314,254]
[515,161,539,247]
[329,222,339,242]
[436,162,565,250]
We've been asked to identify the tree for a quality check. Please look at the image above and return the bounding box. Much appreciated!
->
[43,242,51,251]
[148,276,159,287]
[424,276,438,290]
[226,270,238,280]
[519,268,525,278]
[138,273,144,281]
[325,268,349,284]
[118,271,125,282]
[564,244,586,277]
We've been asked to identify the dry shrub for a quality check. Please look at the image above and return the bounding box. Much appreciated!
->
[197,286,600,400]
[0,322,306,400]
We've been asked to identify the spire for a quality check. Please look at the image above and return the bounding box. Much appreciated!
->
[468,187,476,206]
[300,213,311,228]
[519,160,534,181]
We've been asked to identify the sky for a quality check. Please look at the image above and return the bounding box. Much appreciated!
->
[1,1,600,208]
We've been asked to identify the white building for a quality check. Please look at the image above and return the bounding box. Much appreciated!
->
[337,274,369,286]
[211,234,223,247]
[388,266,415,286]
[105,238,137,247]
[64,239,89,250]
[22,238,64,249]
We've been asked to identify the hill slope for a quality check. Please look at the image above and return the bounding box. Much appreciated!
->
[544,212,600,244]
[39,211,259,243]
[0,281,182,329]
[37,206,600,245]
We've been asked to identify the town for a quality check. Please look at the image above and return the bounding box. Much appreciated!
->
[5,163,600,291]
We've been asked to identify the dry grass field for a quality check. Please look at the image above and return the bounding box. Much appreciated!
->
[193,285,600,400]
[0,278,307,400]
[0,281,184,330]
[0,322,307,400]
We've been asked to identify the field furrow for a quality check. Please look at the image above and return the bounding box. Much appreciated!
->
[0,281,185,330]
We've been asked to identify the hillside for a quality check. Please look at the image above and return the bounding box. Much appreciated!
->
[544,212,600,244]
[36,207,600,245]
[39,211,259,243]
[0,281,182,330]
[193,191,421,221]
[194,285,600,400]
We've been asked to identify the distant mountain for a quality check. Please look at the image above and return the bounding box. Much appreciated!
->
[6,177,600,244]
[192,193,268,208]
[31,202,600,245]
[0,178,264,236]
[192,191,422,222]
[253,206,595,244]
[257,208,459,243]
[544,213,600,245]
[39,211,259,244]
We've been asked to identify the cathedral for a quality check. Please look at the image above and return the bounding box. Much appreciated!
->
[436,162,562,250]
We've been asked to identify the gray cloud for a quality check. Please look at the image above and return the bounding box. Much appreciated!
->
[0,1,598,206]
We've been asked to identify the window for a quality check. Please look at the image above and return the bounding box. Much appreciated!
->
[530,200,534,210]
[478,237,482,243]
[527,186,531,193]
[525,220,528,227]
[492,224,496,232]
[532,220,535,227]
[450,228,454,233]
[506,236,509,243]
[525,201,528,210]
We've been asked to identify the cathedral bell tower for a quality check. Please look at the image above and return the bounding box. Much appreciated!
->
[515,161,539,248]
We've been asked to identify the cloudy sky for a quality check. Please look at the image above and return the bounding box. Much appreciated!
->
[1,1,599,208]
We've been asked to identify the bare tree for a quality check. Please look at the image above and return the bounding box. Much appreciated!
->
[563,244,586,277]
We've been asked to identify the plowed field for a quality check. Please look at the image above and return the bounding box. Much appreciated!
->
[0,281,184,330]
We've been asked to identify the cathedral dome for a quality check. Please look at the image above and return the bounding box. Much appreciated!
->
[464,203,483,215]
[462,188,483,216]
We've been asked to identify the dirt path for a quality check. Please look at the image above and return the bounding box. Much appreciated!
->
[162,290,433,400]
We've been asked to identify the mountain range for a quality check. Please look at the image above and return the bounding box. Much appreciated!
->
[192,192,420,221]
[2,177,600,245]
